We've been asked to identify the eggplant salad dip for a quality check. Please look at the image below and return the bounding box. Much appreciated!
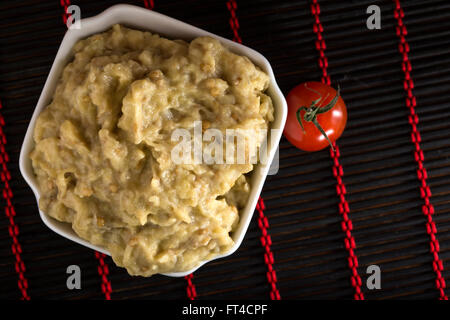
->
[30,25,273,276]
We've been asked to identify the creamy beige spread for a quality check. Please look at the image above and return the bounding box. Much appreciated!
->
[30,24,273,276]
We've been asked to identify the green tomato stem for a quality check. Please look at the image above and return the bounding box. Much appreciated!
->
[296,85,341,151]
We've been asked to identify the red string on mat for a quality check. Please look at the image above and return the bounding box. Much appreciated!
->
[95,252,112,300]
[0,99,30,300]
[256,198,281,300]
[143,0,154,10]
[392,0,448,300]
[226,0,242,43]
[141,0,197,300]
[226,0,281,300]
[184,273,197,300]
[57,0,113,300]
[60,0,70,25]
[310,0,364,300]
[185,273,197,300]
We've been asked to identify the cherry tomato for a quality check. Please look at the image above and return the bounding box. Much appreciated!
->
[283,81,347,152]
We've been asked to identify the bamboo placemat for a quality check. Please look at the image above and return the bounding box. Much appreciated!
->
[1,0,450,300]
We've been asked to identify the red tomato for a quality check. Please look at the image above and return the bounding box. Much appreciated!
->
[283,81,347,152]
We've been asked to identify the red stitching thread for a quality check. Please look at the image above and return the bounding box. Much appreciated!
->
[226,0,242,43]
[226,0,281,300]
[143,0,155,10]
[95,252,112,300]
[256,197,281,300]
[60,0,70,26]
[184,273,197,300]
[141,0,196,300]
[0,99,30,300]
[185,273,197,300]
[310,0,364,300]
[393,0,448,300]
[58,0,113,300]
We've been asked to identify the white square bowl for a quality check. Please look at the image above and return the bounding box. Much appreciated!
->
[19,4,287,277]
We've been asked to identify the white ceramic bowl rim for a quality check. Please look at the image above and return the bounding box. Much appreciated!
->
[19,4,287,277]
